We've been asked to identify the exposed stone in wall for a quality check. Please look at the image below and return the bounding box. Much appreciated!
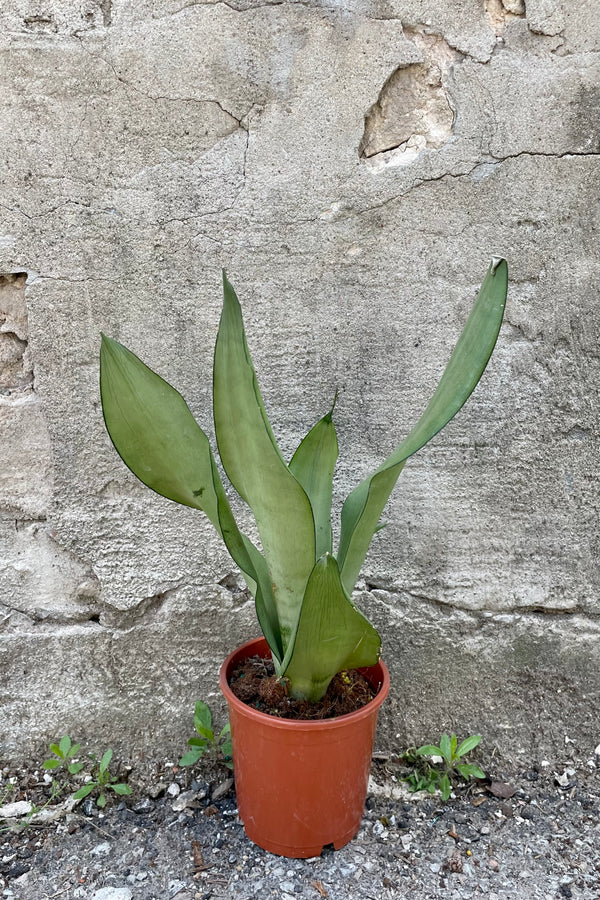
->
[360,29,457,168]
[485,0,526,37]
[0,274,54,518]
[0,520,101,631]
[486,0,567,40]
[0,274,31,396]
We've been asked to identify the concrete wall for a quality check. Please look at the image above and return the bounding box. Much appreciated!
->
[1,0,598,764]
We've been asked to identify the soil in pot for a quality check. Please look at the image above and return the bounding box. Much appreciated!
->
[228,654,374,719]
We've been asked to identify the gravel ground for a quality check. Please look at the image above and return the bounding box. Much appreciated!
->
[1,749,599,900]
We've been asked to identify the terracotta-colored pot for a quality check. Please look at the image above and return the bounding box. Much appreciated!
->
[219,636,390,858]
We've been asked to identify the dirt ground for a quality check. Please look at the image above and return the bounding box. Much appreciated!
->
[1,745,599,900]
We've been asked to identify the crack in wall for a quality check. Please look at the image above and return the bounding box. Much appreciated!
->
[78,41,250,132]
[348,148,599,219]
[98,582,186,630]
[365,588,600,625]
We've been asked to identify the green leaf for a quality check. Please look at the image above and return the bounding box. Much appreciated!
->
[439,773,452,801]
[188,737,210,749]
[59,735,71,759]
[194,726,213,741]
[218,723,231,740]
[110,784,132,795]
[289,400,339,559]
[221,739,233,761]
[193,702,213,736]
[180,748,205,767]
[450,733,458,759]
[99,749,112,775]
[97,792,107,808]
[455,763,486,780]
[415,745,442,758]
[68,762,85,775]
[338,259,508,594]
[456,734,482,758]
[68,743,81,758]
[73,783,96,799]
[42,759,61,770]
[439,733,452,766]
[213,273,316,651]
[241,534,284,663]
[281,553,380,701]
[100,333,283,662]
[101,334,225,519]
[49,744,61,758]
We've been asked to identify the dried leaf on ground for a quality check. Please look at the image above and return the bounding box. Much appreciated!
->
[192,841,204,868]
[311,880,328,897]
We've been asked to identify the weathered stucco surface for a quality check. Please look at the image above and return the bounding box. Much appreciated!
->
[0,0,598,764]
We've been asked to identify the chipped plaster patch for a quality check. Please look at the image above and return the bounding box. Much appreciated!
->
[525,0,565,36]
[360,29,457,169]
[485,0,526,36]
[0,273,32,396]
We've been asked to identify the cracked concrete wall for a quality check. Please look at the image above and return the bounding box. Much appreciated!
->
[0,0,598,765]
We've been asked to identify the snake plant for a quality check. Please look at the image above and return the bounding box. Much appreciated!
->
[100,258,507,702]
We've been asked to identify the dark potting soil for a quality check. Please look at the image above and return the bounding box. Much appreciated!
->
[228,655,375,719]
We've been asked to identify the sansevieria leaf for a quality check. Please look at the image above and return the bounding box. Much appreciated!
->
[213,273,316,650]
[281,554,381,701]
[338,258,508,594]
[100,334,224,521]
[100,334,283,661]
[289,401,339,559]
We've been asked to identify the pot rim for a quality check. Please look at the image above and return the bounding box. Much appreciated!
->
[220,636,390,732]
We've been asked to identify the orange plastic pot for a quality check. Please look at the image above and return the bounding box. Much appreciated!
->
[219,636,389,858]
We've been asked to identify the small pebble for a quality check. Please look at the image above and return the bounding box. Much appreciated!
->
[92,889,133,900]
[171,791,198,812]
[212,778,234,802]
[148,783,168,799]
[90,841,111,856]
[133,798,154,815]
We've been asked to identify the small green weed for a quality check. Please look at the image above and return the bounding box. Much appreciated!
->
[71,749,132,808]
[180,701,233,770]
[43,735,85,777]
[44,736,131,808]
[404,733,485,801]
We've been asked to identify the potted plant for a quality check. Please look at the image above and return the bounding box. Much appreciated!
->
[99,257,507,857]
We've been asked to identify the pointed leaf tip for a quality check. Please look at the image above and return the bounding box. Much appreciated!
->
[325,390,339,422]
